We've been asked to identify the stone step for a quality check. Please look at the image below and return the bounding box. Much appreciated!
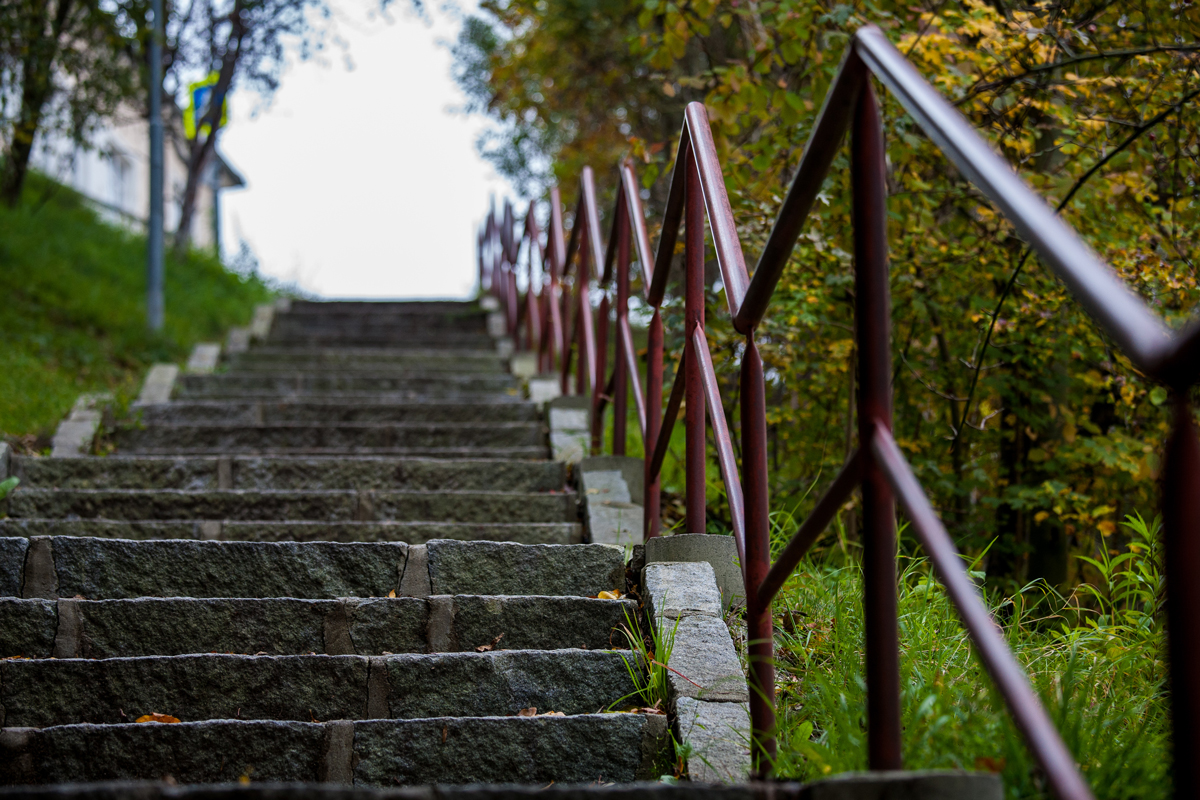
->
[1,594,634,658]
[0,650,638,727]
[135,400,540,425]
[4,538,623,600]
[0,782,762,800]
[0,520,582,546]
[152,391,528,405]
[14,456,565,492]
[176,374,517,397]
[8,489,576,523]
[289,300,484,314]
[119,447,550,459]
[272,309,486,324]
[227,350,507,372]
[115,423,545,453]
[265,333,498,348]
[269,323,490,339]
[0,714,667,785]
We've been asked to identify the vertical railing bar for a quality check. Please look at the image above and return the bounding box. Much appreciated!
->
[741,330,776,773]
[1163,398,1200,800]
[851,80,903,771]
[614,199,631,456]
[684,149,707,535]
[645,309,664,539]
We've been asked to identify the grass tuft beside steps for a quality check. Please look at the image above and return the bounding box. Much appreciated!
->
[0,173,274,439]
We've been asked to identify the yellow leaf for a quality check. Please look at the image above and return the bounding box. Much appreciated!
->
[136,713,181,724]
[388,590,396,598]
[1034,511,1049,523]
[597,590,622,600]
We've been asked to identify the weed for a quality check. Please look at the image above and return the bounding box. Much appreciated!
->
[768,512,1169,798]
[610,604,680,712]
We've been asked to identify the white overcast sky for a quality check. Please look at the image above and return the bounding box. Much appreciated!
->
[218,1,509,299]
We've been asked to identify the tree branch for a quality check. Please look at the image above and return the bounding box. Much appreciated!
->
[949,84,1200,453]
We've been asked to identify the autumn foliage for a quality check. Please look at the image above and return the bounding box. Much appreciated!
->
[455,0,1200,589]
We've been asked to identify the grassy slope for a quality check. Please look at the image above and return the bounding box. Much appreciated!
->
[0,175,273,438]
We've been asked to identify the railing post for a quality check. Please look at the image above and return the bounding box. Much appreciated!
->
[593,294,610,451]
[685,149,707,534]
[645,309,663,539]
[742,331,776,773]
[1162,397,1200,800]
[614,203,631,456]
[852,80,902,771]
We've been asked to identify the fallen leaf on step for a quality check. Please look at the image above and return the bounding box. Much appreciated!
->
[596,591,622,600]
[476,633,505,652]
[517,707,537,717]
[388,590,397,598]
[538,711,565,717]
[136,713,180,724]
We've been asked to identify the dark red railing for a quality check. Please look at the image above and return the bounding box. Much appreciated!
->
[479,23,1200,800]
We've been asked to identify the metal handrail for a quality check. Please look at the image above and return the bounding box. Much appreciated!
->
[479,22,1200,799]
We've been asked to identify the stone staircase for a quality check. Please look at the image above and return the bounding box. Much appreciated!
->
[0,300,668,787]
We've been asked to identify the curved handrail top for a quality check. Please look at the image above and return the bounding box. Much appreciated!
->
[683,103,751,322]
[620,162,658,297]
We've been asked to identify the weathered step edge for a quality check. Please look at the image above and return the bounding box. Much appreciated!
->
[13,456,567,493]
[1,539,623,600]
[0,650,640,727]
[0,595,635,658]
[7,490,576,524]
[0,715,669,786]
[0,520,583,546]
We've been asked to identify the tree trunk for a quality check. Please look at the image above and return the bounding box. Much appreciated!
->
[1,0,70,207]
[172,134,216,256]
[171,1,244,256]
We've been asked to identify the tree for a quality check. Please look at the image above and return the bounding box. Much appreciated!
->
[459,0,1200,589]
[0,0,141,206]
[165,0,328,253]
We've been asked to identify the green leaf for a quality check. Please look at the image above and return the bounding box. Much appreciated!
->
[0,477,19,502]
[1150,386,1168,406]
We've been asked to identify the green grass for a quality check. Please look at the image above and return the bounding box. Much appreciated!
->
[766,512,1169,798]
[0,174,274,438]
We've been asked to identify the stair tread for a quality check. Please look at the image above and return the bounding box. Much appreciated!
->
[0,715,667,786]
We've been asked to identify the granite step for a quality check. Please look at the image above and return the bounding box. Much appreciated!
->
[175,374,517,397]
[0,650,638,727]
[0,714,667,785]
[2,538,624,600]
[227,350,507,372]
[149,391,528,405]
[7,489,576,523]
[271,310,487,326]
[115,423,545,453]
[0,780,751,799]
[0,520,583,546]
[289,300,483,314]
[133,401,540,425]
[0,594,635,658]
[265,333,498,348]
[14,456,565,492]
